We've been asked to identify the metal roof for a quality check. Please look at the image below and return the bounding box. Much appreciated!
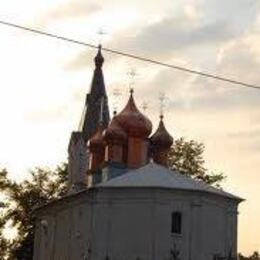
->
[97,163,243,201]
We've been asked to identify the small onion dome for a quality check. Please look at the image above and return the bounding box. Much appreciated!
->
[94,44,104,68]
[104,118,127,143]
[150,115,173,149]
[88,125,105,150]
[116,91,152,138]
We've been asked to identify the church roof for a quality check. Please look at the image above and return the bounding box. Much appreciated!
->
[97,163,243,201]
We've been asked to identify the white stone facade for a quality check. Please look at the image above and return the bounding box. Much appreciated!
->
[33,183,240,260]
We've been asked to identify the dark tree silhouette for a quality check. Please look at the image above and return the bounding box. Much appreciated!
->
[168,138,225,187]
[239,252,260,260]
[0,164,68,259]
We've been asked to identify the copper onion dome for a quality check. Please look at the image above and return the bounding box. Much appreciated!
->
[150,115,173,149]
[115,91,152,138]
[88,125,105,150]
[104,117,127,143]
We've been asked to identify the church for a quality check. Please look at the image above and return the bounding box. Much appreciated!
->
[33,46,243,260]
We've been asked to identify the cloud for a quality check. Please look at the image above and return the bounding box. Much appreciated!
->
[228,128,260,140]
[25,106,68,122]
[68,34,260,114]
[66,0,260,71]
[42,1,102,21]
[131,37,260,113]
[66,17,235,71]
[65,49,93,71]
[109,0,260,57]
[64,0,260,115]
[34,0,102,29]
[246,142,260,152]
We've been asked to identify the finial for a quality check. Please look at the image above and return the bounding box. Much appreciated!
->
[113,110,117,116]
[160,114,164,120]
[94,44,104,68]
[130,88,134,95]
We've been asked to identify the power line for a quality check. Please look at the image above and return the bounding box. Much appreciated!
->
[0,19,260,91]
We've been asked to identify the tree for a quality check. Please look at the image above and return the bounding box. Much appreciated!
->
[0,138,224,259]
[168,138,225,187]
[0,203,9,260]
[0,164,68,259]
[238,252,260,260]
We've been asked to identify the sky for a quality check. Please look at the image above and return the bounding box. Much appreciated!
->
[0,0,259,254]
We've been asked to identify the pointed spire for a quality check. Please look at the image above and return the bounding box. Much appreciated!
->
[89,95,106,150]
[79,45,110,142]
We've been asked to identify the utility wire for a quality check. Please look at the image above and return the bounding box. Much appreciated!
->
[0,19,260,91]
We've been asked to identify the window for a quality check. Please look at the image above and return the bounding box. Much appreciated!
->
[171,212,182,234]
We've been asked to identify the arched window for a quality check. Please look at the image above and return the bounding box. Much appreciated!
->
[171,212,182,234]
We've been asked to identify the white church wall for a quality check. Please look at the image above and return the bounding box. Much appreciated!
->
[199,197,238,260]
[69,204,93,259]
[168,195,192,260]
[189,198,203,260]
[34,188,239,260]
[53,209,70,260]
[34,214,56,260]
[92,189,155,259]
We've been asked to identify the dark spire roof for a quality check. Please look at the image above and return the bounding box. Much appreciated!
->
[79,45,110,142]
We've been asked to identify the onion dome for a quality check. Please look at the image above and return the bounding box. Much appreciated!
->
[88,125,105,150]
[104,118,127,143]
[116,91,152,138]
[150,115,173,149]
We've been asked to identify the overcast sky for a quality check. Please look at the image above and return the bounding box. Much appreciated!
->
[0,0,259,254]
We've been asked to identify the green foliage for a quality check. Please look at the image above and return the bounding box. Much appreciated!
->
[168,138,225,187]
[0,164,68,259]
